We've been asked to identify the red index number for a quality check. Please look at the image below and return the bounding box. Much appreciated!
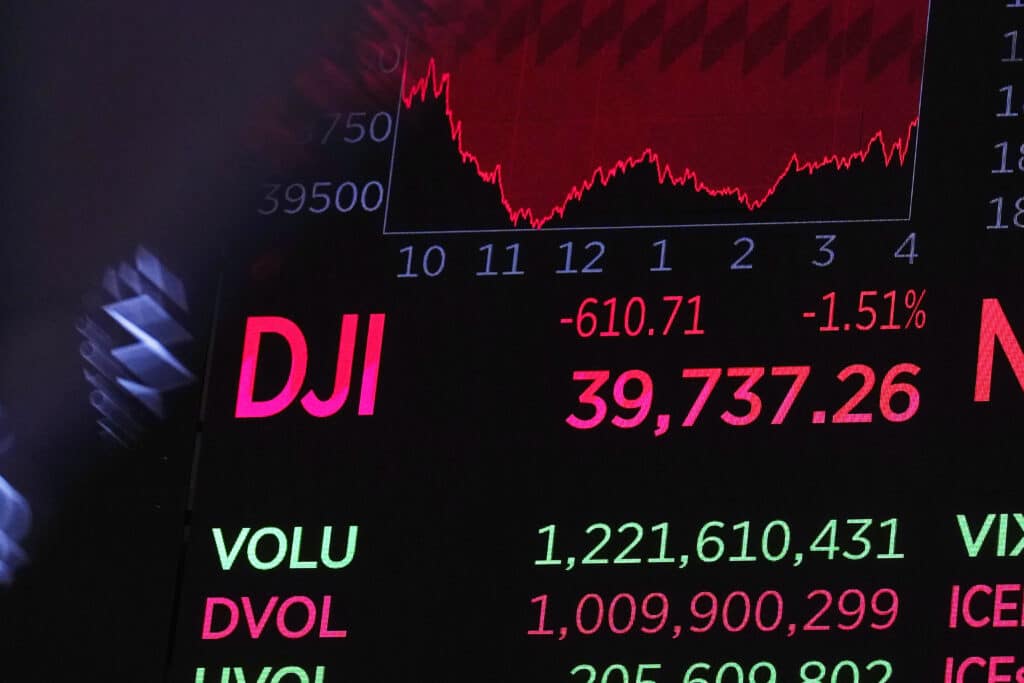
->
[770,366,811,424]
[568,295,704,338]
[721,367,765,426]
[856,291,879,330]
[611,371,654,428]
[570,364,919,431]
[834,365,876,423]
[681,368,722,427]
[566,370,610,429]
[879,363,921,422]
[830,363,922,424]
[684,366,810,427]
[567,370,654,430]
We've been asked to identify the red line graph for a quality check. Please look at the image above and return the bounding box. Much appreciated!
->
[404,58,918,228]
[398,0,928,229]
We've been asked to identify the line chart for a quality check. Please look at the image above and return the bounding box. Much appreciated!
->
[383,0,931,234]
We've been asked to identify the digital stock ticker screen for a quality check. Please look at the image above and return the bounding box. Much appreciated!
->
[2,1,1024,682]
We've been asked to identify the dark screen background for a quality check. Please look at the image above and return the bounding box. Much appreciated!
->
[1,1,1023,681]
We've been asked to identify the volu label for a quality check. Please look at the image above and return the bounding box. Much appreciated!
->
[212,526,358,571]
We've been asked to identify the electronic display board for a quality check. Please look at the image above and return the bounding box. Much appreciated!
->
[2,2,1024,682]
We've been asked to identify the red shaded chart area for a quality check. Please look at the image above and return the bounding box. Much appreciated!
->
[399,0,928,228]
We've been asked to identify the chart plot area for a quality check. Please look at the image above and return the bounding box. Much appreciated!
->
[384,0,930,233]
